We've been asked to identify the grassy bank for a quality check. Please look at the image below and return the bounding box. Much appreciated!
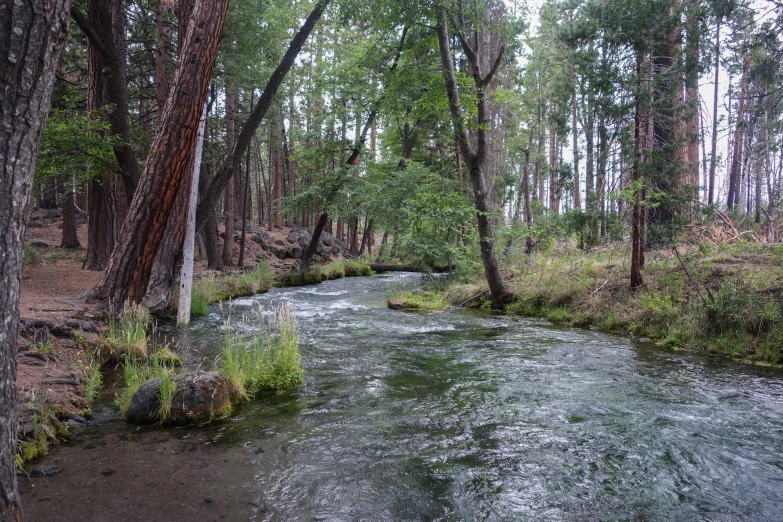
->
[496,243,783,363]
[190,262,274,315]
[406,242,783,364]
[275,260,373,287]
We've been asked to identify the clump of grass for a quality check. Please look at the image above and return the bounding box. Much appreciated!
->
[276,267,323,287]
[321,260,346,280]
[219,304,304,400]
[23,245,42,267]
[32,340,57,355]
[190,262,273,314]
[151,345,184,367]
[386,283,449,311]
[344,260,373,277]
[81,359,103,406]
[116,354,180,419]
[15,398,67,470]
[106,302,151,358]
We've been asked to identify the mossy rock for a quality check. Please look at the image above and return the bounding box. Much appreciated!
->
[125,371,233,426]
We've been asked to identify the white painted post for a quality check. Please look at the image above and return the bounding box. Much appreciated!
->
[177,101,208,326]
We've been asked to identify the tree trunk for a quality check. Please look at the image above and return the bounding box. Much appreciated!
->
[631,55,646,289]
[271,103,283,229]
[728,53,750,210]
[572,73,580,210]
[685,0,700,205]
[177,101,207,326]
[71,1,140,203]
[707,18,721,205]
[142,0,199,311]
[238,135,251,268]
[91,0,229,309]
[61,191,81,249]
[154,0,174,118]
[222,89,236,266]
[201,120,223,270]
[81,0,128,269]
[0,0,70,517]
[436,9,509,305]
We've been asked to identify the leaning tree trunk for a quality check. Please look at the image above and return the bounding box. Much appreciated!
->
[0,1,70,519]
[194,0,330,234]
[91,0,229,309]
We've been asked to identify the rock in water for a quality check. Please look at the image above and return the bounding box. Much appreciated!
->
[125,378,163,424]
[167,371,232,426]
[125,371,233,426]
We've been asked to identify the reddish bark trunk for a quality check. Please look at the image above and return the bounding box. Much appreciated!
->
[91,0,229,308]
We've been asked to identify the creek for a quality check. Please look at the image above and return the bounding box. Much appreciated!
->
[19,273,783,521]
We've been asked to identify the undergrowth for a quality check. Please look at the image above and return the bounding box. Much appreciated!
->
[491,242,783,363]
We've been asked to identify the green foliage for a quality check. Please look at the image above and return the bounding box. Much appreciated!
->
[219,304,303,400]
[23,245,42,268]
[35,107,118,189]
[116,353,181,419]
[81,360,103,406]
[105,303,150,358]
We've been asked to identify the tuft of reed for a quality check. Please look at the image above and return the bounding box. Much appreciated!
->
[219,303,303,400]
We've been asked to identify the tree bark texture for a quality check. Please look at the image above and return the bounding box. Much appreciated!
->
[91,0,229,308]
[142,0,198,312]
[0,1,70,518]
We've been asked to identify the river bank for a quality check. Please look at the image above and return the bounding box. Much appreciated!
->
[16,211,371,470]
[390,241,783,364]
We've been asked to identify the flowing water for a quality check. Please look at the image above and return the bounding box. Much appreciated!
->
[19,274,783,521]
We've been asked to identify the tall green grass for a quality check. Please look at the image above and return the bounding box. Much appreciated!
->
[219,304,303,400]
[105,302,151,358]
[116,353,179,419]
[190,262,273,315]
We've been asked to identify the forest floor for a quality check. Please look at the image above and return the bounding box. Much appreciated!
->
[15,209,334,468]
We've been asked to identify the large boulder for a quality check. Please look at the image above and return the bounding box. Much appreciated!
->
[125,371,233,426]
[288,245,303,259]
[167,371,233,426]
